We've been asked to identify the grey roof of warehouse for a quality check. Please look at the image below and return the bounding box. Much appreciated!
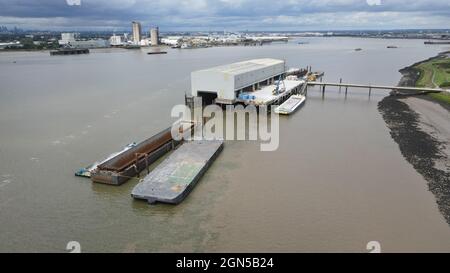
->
[194,58,284,75]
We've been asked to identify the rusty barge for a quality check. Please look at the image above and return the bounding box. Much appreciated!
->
[84,122,193,186]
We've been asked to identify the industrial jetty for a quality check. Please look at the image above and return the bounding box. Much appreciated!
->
[77,58,317,205]
[188,58,309,107]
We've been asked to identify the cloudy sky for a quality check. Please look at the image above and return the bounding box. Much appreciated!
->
[0,0,449,31]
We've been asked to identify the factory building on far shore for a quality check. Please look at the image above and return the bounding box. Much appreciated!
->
[58,33,109,48]
[132,21,142,45]
[150,27,159,46]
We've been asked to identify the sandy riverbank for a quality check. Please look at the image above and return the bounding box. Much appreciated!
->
[378,56,450,225]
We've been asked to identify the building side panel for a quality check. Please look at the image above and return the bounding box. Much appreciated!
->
[191,71,235,100]
[234,63,285,90]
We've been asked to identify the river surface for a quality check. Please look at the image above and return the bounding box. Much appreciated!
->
[1,37,450,252]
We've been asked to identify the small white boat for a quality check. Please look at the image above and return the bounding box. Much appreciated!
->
[274,94,306,115]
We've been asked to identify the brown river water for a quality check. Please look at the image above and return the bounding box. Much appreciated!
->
[1,37,450,252]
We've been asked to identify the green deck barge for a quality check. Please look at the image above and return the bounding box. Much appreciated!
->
[131,140,224,204]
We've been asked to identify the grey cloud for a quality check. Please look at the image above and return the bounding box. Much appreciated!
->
[0,0,448,30]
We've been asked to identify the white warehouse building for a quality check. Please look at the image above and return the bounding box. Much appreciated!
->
[191,58,286,104]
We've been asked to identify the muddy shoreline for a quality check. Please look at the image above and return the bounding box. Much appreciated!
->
[378,53,450,225]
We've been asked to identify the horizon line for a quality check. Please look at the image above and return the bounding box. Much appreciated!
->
[1,27,450,33]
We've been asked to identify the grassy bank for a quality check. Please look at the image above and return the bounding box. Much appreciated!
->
[414,54,450,105]
[378,52,450,226]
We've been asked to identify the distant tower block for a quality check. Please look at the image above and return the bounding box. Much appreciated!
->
[151,27,159,46]
[132,21,142,44]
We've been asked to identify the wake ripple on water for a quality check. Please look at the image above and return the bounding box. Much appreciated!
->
[0,174,14,189]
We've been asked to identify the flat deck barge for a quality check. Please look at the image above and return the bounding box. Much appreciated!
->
[147,51,167,55]
[50,48,90,56]
[131,140,224,204]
